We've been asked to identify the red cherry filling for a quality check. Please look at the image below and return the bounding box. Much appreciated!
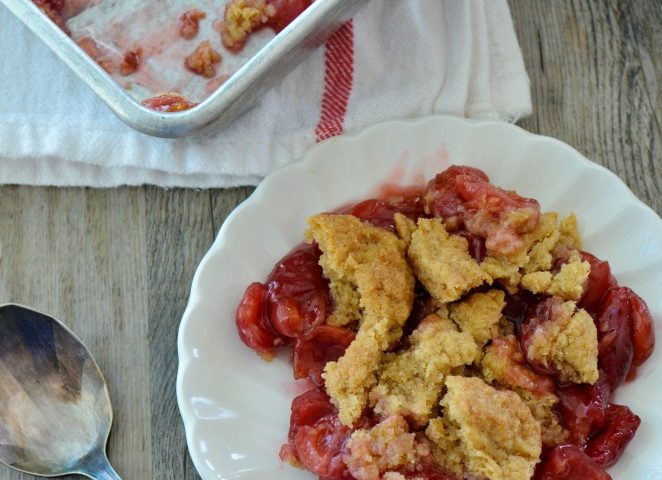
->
[577,252,618,312]
[236,242,330,357]
[293,325,355,386]
[281,388,352,479]
[345,192,427,232]
[423,165,540,256]
[584,404,640,467]
[235,282,288,359]
[423,165,489,223]
[556,379,610,446]
[596,288,635,391]
[534,444,611,480]
[628,289,655,372]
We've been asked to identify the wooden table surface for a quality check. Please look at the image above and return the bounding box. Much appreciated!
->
[0,1,660,479]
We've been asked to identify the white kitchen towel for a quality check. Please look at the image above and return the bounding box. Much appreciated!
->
[0,0,531,188]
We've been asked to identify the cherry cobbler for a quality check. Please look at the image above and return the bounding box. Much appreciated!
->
[236,165,655,480]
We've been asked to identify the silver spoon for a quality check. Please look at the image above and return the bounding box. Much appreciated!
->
[0,304,121,479]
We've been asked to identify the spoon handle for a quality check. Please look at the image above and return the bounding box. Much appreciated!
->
[80,451,122,480]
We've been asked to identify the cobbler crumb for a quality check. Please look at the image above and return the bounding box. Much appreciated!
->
[525,298,599,384]
[185,41,222,78]
[394,212,417,245]
[306,214,415,426]
[426,376,541,480]
[408,218,491,303]
[345,415,430,480]
[219,0,276,50]
[449,289,506,347]
[370,313,478,426]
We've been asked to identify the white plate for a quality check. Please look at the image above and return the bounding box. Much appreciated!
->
[176,116,662,480]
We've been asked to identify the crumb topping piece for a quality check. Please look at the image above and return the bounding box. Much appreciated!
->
[449,289,506,347]
[521,250,590,301]
[480,336,568,446]
[525,299,599,384]
[179,9,207,39]
[185,41,222,78]
[426,376,541,480]
[219,0,276,50]
[345,415,430,480]
[481,336,556,397]
[394,212,417,246]
[305,214,415,426]
[408,218,491,303]
[370,313,478,426]
[519,390,569,447]
[481,213,583,294]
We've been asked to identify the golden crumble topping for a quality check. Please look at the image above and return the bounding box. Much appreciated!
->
[220,0,276,50]
[449,289,506,347]
[408,218,492,303]
[327,279,361,326]
[480,213,583,294]
[519,390,569,447]
[480,336,568,446]
[426,376,541,480]
[370,313,478,426]
[305,214,415,426]
[394,212,417,245]
[238,166,651,480]
[525,299,599,384]
[345,415,430,480]
[520,250,590,301]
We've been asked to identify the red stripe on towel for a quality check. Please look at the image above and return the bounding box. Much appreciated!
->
[315,20,354,142]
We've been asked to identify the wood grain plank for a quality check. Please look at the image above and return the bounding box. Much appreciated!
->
[144,188,214,480]
[0,187,151,479]
[510,0,662,215]
[210,187,255,235]
[626,0,662,128]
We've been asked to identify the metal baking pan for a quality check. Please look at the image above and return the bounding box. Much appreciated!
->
[2,0,367,137]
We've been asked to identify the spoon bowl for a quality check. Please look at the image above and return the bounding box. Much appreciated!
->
[0,304,120,479]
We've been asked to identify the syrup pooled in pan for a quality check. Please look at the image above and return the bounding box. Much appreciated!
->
[32,0,312,111]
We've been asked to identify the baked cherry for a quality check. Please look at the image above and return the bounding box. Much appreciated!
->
[293,416,352,478]
[488,336,556,397]
[265,242,329,338]
[534,444,611,480]
[293,325,355,385]
[282,388,351,479]
[235,282,288,359]
[286,387,337,441]
[596,288,634,391]
[577,252,618,312]
[556,378,610,446]
[455,229,487,262]
[237,243,331,356]
[423,165,489,224]
[347,194,426,232]
[628,288,655,372]
[423,165,540,255]
[585,403,640,467]
[457,176,540,255]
